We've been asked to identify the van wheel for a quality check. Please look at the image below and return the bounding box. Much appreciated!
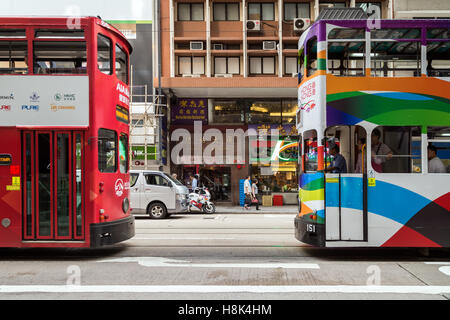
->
[147,202,168,219]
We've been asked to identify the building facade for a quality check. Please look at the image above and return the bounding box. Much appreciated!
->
[152,0,450,205]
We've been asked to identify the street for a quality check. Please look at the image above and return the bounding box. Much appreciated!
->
[1,212,450,300]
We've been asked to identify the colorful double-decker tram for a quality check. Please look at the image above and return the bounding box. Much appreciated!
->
[0,17,135,247]
[295,19,450,247]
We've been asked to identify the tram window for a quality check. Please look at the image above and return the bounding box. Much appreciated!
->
[427,41,450,77]
[371,40,421,77]
[0,41,28,74]
[98,129,117,173]
[119,133,129,173]
[427,127,450,174]
[306,37,317,77]
[35,29,84,39]
[115,44,128,84]
[303,130,318,173]
[0,29,26,38]
[371,126,422,174]
[328,41,365,76]
[33,41,87,74]
[98,34,112,75]
[427,28,450,39]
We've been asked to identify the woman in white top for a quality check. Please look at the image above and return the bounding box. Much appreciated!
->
[251,179,260,210]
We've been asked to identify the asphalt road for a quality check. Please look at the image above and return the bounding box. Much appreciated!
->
[0,213,449,300]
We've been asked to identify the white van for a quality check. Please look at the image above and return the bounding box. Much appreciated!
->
[130,170,189,219]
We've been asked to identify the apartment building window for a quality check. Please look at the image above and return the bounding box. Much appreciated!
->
[285,57,298,75]
[249,57,276,75]
[213,3,240,21]
[178,56,205,75]
[284,3,310,20]
[214,57,240,75]
[248,3,275,21]
[356,2,382,17]
[178,3,204,21]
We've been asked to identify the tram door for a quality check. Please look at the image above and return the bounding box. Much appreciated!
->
[22,131,84,241]
[325,126,367,242]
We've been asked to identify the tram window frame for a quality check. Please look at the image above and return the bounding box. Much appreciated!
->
[97,34,112,75]
[371,126,422,174]
[115,43,129,84]
[370,28,422,77]
[33,40,87,74]
[98,128,118,173]
[306,37,317,77]
[427,127,450,174]
[119,133,129,174]
[0,40,28,74]
[303,130,318,173]
[427,41,450,77]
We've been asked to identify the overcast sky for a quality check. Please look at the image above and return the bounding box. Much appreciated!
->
[0,0,152,21]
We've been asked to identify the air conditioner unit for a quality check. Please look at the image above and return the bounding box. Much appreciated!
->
[215,74,233,78]
[190,41,204,50]
[293,18,311,32]
[246,20,261,31]
[263,41,277,50]
[182,74,193,77]
[191,74,201,78]
[213,43,224,50]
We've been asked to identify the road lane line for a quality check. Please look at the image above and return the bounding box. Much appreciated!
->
[97,257,320,269]
[1,285,450,295]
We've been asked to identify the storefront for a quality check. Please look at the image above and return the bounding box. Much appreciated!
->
[169,97,299,205]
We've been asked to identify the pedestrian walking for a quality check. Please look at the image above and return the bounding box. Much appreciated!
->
[243,176,252,210]
[251,179,260,210]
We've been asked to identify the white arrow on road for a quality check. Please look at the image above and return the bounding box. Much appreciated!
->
[97,257,320,269]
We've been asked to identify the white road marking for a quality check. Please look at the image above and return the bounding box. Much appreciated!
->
[439,267,450,276]
[132,237,236,240]
[1,285,450,295]
[97,257,320,269]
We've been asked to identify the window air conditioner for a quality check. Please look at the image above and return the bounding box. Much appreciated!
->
[190,41,204,50]
[263,41,277,50]
[293,18,311,31]
[213,44,224,50]
[246,20,261,31]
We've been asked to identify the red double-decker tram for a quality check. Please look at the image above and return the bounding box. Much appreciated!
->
[0,17,135,248]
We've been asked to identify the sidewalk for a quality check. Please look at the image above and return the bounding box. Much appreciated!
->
[213,205,298,214]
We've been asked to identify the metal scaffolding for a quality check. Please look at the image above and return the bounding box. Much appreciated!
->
[129,84,167,169]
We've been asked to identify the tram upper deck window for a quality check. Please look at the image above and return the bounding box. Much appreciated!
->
[33,41,87,74]
[306,37,317,77]
[115,44,128,84]
[370,28,421,77]
[98,34,112,75]
[0,29,26,38]
[0,41,28,74]
[328,28,365,76]
[35,29,84,39]
[427,41,450,77]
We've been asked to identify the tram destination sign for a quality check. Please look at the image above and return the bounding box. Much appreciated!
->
[0,76,89,127]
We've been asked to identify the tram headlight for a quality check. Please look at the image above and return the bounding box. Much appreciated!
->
[122,197,130,213]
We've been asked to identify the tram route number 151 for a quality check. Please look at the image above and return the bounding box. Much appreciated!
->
[306,223,316,233]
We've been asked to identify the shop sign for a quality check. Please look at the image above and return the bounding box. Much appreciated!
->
[171,98,208,125]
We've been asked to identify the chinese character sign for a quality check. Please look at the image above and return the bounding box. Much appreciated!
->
[171,98,208,124]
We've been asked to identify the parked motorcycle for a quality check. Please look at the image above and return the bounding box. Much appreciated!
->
[188,187,216,214]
